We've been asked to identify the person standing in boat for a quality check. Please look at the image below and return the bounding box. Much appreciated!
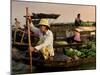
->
[66,28,81,43]
[75,13,82,27]
[73,29,81,43]
[14,18,21,29]
[28,17,54,60]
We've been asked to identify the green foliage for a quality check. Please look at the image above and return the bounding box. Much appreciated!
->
[55,41,68,45]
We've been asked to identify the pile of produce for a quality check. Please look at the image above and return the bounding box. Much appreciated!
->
[64,48,81,57]
[64,41,96,59]
[55,41,68,45]
[80,22,94,26]
[78,41,96,57]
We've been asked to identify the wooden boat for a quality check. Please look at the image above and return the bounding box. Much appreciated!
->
[12,13,96,68]
[12,32,96,68]
[13,48,95,68]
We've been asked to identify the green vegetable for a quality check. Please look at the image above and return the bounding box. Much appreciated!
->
[55,41,68,45]
[78,41,96,57]
[80,22,93,26]
[64,41,96,58]
[64,48,81,57]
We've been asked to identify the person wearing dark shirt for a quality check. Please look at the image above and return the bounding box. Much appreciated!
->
[75,13,82,26]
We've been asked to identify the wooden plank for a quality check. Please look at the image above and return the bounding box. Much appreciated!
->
[13,42,82,48]
[76,26,96,32]
[54,43,82,48]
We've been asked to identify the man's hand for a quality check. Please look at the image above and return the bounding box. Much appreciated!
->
[29,46,37,52]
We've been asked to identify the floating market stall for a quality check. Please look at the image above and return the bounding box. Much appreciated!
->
[12,10,96,68]
[12,26,96,68]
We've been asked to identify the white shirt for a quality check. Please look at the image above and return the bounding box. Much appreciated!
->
[30,23,54,56]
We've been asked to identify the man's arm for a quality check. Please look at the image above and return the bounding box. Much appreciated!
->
[30,22,40,36]
[28,16,40,36]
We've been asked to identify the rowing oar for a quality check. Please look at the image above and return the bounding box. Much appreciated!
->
[26,7,32,73]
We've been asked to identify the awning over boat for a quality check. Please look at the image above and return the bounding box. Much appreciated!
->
[24,13,60,19]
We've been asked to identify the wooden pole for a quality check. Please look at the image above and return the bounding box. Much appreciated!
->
[21,32,24,43]
[26,7,32,73]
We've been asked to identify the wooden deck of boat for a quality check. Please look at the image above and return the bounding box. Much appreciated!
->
[20,48,96,68]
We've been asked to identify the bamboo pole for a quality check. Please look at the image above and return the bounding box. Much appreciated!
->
[26,7,32,73]
[21,32,24,43]
[14,29,17,43]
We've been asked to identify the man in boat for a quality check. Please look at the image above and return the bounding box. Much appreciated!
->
[75,13,82,27]
[14,18,21,29]
[28,17,54,60]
